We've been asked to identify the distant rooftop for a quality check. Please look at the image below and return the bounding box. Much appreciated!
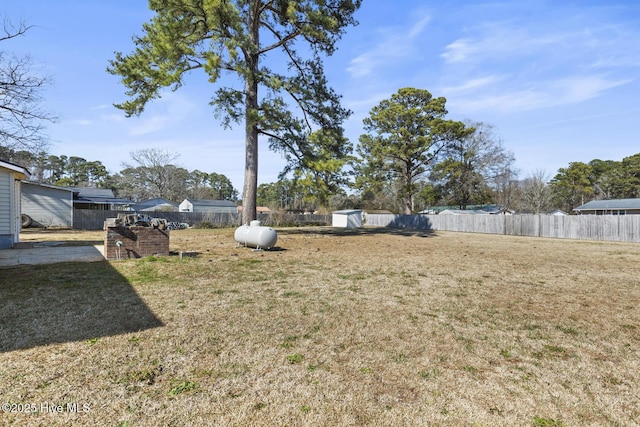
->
[184,198,237,207]
[575,199,640,212]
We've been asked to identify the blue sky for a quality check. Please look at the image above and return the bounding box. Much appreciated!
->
[3,0,639,191]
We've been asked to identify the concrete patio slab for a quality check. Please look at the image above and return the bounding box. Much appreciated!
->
[0,245,105,267]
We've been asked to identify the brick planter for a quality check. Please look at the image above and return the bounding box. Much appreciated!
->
[104,226,169,260]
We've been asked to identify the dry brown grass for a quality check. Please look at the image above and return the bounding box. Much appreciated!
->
[1,227,639,426]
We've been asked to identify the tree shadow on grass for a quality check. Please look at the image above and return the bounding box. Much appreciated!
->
[0,260,163,353]
[276,225,437,238]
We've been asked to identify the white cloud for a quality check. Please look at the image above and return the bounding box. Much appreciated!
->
[558,76,632,104]
[347,54,376,78]
[437,8,640,119]
[408,14,431,39]
[440,38,475,64]
[441,75,503,94]
[440,24,567,66]
[90,104,111,110]
[450,75,632,114]
[122,91,197,136]
[127,115,173,136]
[101,113,126,123]
[346,10,431,78]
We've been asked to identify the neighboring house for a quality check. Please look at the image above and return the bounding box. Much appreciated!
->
[366,210,393,214]
[131,198,177,212]
[574,199,640,215]
[72,187,133,210]
[440,209,483,215]
[420,204,509,214]
[21,181,74,228]
[332,209,362,228]
[439,207,513,215]
[237,205,272,215]
[549,209,569,216]
[179,198,238,213]
[0,160,30,249]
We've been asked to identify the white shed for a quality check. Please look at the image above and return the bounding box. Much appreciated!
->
[0,160,30,248]
[21,181,74,228]
[332,209,363,228]
[179,198,237,213]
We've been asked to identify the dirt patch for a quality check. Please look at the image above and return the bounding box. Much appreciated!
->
[19,229,104,247]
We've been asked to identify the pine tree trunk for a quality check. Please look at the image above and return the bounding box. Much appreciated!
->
[242,100,258,224]
[241,1,260,225]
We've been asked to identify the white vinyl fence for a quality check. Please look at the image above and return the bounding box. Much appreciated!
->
[364,213,640,243]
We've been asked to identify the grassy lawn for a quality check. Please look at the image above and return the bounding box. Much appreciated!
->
[1,227,639,426]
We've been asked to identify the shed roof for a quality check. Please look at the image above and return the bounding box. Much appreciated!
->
[75,196,132,205]
[440,209,492,215]
[22,181,74,192]
[71,187,132,205]
[332,209,362,215]
[549,209,569,216]
[574,199,640,211]
[72,187,116,198]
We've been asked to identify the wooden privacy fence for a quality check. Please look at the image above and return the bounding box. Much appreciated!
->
[73,210,640,242]
[73,210,331,231]
[364,213,640,243]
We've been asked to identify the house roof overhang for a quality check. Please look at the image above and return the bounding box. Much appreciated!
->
[0,160,30,180]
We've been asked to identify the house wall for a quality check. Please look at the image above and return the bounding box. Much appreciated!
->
[22,184,73,228]
[577,209,640,215]
[0,170,12,248]
[12,179,21,243]
[193,206,237,213]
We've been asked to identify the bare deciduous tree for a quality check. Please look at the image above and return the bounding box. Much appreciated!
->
[0,17,54,154]
[120,148,183,200]
[519,169,552,214]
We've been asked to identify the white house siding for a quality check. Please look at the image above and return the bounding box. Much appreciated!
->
[0,170,12,246]
[0,162,30,248]
[0,170,21,249]
[21,182,74,228]
[194,205,237,213]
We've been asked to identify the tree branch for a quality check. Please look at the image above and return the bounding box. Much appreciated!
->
[1,18,33,42]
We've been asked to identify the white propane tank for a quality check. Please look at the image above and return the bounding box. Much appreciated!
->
[234,220,277,249]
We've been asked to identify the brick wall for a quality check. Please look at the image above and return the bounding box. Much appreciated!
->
[104,226,169,260]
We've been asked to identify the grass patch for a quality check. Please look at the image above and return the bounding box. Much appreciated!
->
[168,380,198,396]
[532,415,565,426]
[286,353,304,364]
[2,228,639,425]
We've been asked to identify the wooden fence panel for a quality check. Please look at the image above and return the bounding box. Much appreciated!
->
[72,210,640,243]
[364,213,640,243]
